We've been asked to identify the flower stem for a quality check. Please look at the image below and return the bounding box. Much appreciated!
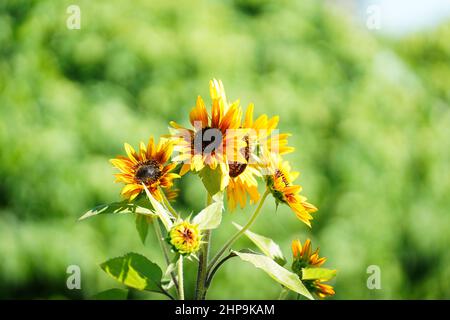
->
[205,252,236,289]
[178,255,185,300]
[152,218,179,294]
[194,193,213,300]
[278,286,289,300]
[160,188,179,219]
[207,188,270,277]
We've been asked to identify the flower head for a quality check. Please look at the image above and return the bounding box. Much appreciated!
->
[225,100,294,211]
[264,154,317,227]
[170,79,246,189]
[291,239,335,299]
[309,280,335,299]
[110,137,179,201]
[168,221,202,255]
[291,239,326,272]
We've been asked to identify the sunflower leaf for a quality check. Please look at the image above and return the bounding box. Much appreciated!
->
[79,200,155,221]
[100,252,163,293]
[92,288,128,300]
[232,223,286,266]
[233,251,313,300]
[135,214,149,244]
[302,268,337,281]
[192,197,223,230]
[142,184,173,231]
[198,165,224,196]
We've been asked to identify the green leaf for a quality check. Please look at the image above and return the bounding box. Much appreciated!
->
[79,200,155,221]
[142,184,173,231]
[198,165,225,196]
[135,214,149,244]
[233,251,313,300]
[92,288,128,300]
[100,252,163,292]
[192,199,223,230]
[233,223,286,266]
[302,268,337,281]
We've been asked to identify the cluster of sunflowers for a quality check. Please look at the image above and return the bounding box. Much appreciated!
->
[82,79,336,300]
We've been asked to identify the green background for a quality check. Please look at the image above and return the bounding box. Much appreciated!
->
[0,0,449,299]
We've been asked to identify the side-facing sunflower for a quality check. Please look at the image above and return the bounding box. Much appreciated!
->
[170,79,246,190]
[291,239,335,298]
[110,137,180,201]
[263,153,317,227]
[226,103,293,210]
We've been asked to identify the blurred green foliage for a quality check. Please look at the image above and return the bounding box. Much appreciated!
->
[0,0,449,299]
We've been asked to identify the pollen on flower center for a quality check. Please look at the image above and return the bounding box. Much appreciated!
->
[169,221,202,255]
[135,160,162,183]
[193,126,223,155]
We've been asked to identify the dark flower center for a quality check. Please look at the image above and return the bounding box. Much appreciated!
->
[229,136,250,178]
[192,126,223,155]
[135,160,162,184]
[180,228,194,244]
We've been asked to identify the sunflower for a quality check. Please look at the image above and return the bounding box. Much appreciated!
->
[168,220,202,255]
[170,79,246,189]
[263,153,317,227]
[110,137,180,201]
[226,103,293,210]
[291,239,326,269]
[291,239,335,299]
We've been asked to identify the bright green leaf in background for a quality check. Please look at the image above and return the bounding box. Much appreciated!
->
[100,252,163,293]
[79,200,155,221]
[233,223,286,266]
[233,251,313,300]
[198,166,225,197]
[135,215,149,244]
[302,268,337,281]
[193,199,223,230]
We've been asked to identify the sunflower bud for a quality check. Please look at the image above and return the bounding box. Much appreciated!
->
[168,221,202,255]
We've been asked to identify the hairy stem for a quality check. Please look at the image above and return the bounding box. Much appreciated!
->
[152,218,179,294]
[205,252,236,289]
[178,255,185,300]
[195,193,213,300]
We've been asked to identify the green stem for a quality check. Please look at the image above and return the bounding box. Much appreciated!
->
[207,188,270,276]
[152,218,179,293]
[194,193,213,300]
[160,188,179,219]
[278,286,289,300]
[178,255,185,300]
[205,252,236,289]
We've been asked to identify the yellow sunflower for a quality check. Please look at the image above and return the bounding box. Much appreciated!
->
[291,239,326,268]
[226,103,296,210]
[168,220,202,255]
[170,79,246,189]
[263,153,317,227]
[110,137,180,201]
[291,239,335,299]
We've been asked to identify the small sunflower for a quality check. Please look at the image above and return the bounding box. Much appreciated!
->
[263,154,317,227]
[170,79,246,189]
[168,221,202,255]
[226,103,294,210]
[110,137,180,201]
[310,280,335,299]
[291,239,335,299]
[291,239,326,271]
